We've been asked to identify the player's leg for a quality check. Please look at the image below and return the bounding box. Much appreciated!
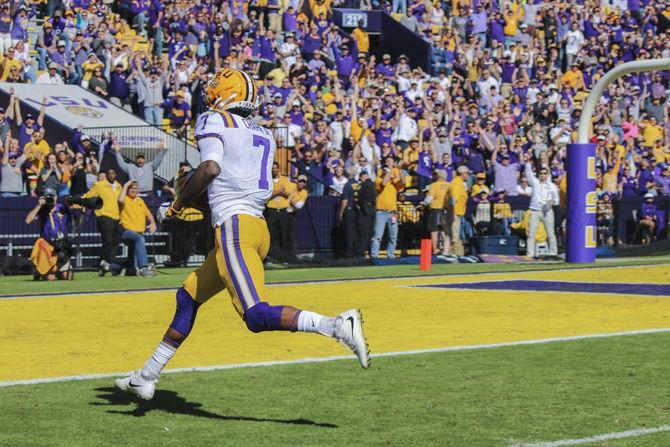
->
[115,242,225,399]
[542,210,558,256]
[222,215,370,368]
[527,210,540,258]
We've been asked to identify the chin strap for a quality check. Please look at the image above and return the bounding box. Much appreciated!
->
[212,93,263,115]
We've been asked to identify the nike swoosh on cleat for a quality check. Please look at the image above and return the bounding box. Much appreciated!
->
[129,382,144,388]
[346,316,355,334]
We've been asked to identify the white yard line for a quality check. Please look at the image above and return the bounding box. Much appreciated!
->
[1,262,669,300]
[510,425,670,446]
[1,328,668,388]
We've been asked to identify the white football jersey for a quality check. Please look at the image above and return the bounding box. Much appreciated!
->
[195,110,276,227]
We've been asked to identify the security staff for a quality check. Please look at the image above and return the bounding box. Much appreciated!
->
[339,176,356,258]
[355,169,376,256]
[286,174,309,254]
[264,162,292,257]
[82,169,122,275]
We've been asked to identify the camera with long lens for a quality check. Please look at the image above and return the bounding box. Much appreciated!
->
[63,195,103,210]
[41,188,57,211]
[44,195,55,209]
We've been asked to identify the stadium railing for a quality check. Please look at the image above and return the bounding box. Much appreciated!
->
[1,193,667,271]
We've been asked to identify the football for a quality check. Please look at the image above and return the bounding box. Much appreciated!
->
[175,167,210,212]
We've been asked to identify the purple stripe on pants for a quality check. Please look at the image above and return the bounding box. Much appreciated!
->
[220,222,251,310]
[232,215,261,304]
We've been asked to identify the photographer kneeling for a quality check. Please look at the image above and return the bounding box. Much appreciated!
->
[25,188,73,280]
[119,180,157,277]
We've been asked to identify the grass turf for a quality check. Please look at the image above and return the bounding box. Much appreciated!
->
[1,257,668,296]
[1,333,669,447]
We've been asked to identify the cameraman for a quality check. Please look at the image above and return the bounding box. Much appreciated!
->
[25,188,72,280]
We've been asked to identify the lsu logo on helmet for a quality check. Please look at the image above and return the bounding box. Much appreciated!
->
[206,68,259,115]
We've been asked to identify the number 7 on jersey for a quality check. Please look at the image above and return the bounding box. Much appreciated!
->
[253,134,271,190]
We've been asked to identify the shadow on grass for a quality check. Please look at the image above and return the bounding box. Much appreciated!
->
[92,387,338,428]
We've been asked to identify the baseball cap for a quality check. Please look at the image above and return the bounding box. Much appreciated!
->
[644,192,654,199]
[176,91,185,98]
[297,174,308,182]
[58,40,66,47]
[360,169,369,176]
[25,113,35,120]
[457,165,471,174]
[382,53,391,59]
[435,169,447,179]
[48,62,58,69]
[81,134,91,141]
[476,172,486,179]
[292,100,301,106]
[273,92,283,98]
[43,187,57,197]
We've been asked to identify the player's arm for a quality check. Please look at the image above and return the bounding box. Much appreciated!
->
[172,159,220,211]
[172,134,223,211]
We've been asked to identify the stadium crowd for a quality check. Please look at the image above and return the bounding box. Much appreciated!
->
[0,0,669,265]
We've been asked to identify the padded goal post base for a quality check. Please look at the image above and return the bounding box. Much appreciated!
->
[566,143,597,263]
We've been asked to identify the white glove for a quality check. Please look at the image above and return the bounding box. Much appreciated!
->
[157,201,177,224]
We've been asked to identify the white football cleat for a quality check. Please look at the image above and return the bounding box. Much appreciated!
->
[334,309,370,369]
[115,371,157,400]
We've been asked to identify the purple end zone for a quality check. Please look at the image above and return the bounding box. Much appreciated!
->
[415,280,670,296]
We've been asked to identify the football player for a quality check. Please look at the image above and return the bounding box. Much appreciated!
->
[115,68,370,400]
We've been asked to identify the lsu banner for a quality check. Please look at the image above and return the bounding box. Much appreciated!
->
[0,83,199,181]
[566,143,597,263]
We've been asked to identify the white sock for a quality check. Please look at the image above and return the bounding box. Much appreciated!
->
[297,311,338,337]
[140,341,176,381]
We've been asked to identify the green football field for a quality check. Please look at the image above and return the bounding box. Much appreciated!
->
[2,257,670,447]
[1,333,669,446]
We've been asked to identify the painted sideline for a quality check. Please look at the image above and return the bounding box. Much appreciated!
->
[1,262,668,300]
[1,328,668,388]
[510,424,670,446]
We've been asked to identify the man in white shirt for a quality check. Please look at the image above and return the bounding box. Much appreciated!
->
[564,22,584,67]
[279,33,299,68]
[476,70,499,96]
[405,81,424,102]
[396,69,411,93]
[550,119,572,145]
[524,158,559,258]
[394,106,418,149]
[527,79,541,104]
[329,111,349,151]
[36,63,64,85]
[360,133,380,162]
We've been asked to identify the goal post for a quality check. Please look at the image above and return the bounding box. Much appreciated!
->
[566,58,670,263]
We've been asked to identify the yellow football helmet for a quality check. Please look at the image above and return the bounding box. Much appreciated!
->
[205,68,259,115]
